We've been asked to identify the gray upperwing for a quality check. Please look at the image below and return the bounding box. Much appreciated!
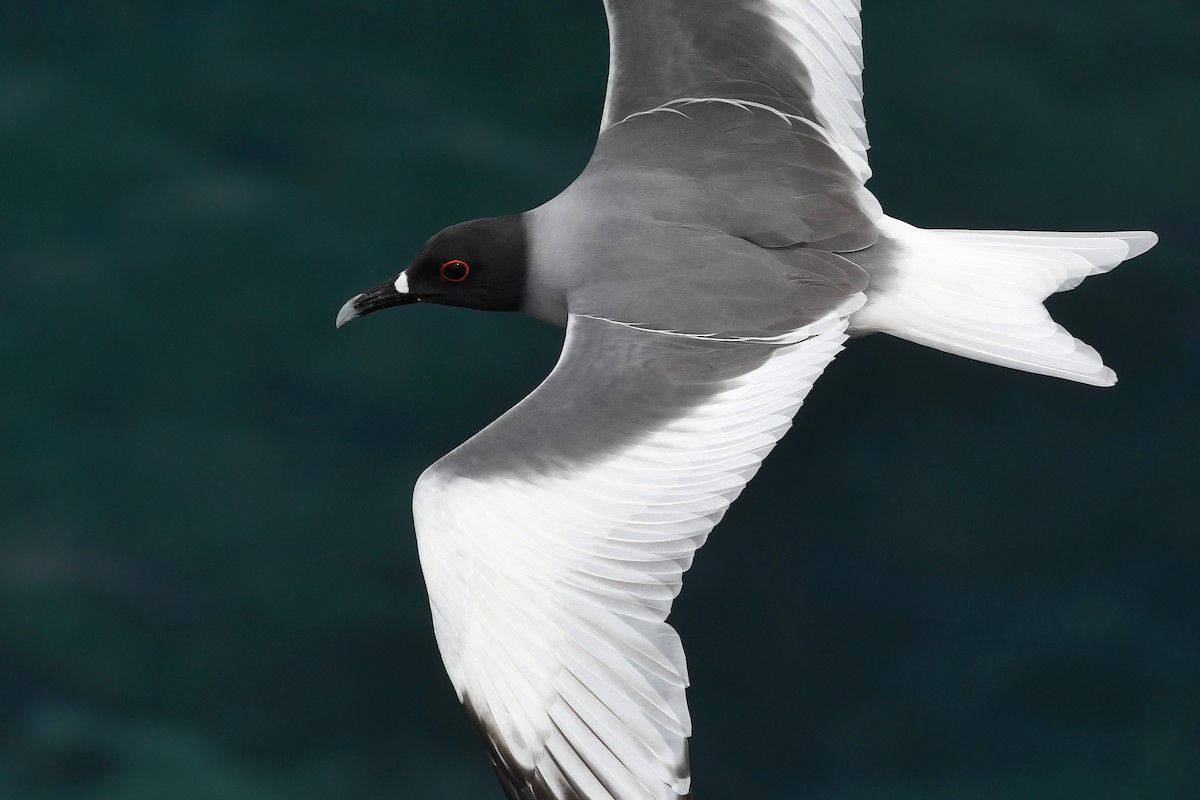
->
[436,315,781,482]
[417,312,857,800]
[600,0,869,178]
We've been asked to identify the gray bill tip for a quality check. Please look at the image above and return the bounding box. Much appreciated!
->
[335,294,364,329]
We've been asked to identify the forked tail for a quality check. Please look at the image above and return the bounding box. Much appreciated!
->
[852,216,1158,386]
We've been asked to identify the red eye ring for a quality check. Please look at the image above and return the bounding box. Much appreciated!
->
[439,259,470,283]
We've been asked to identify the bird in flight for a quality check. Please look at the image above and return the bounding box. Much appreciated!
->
[336,2,1156,798]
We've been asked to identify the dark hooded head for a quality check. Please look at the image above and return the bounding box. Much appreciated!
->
[336,215,528,328]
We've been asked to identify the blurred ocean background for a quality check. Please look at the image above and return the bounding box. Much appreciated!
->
[2,1,1197,798]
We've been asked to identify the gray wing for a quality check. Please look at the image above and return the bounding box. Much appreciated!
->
[413,309,860,799]
[601,0,869,180]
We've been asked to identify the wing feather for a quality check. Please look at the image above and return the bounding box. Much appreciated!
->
[413,309,858,799]
[601,0,870,179]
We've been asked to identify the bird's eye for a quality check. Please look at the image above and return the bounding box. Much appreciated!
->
[439,260,470,283]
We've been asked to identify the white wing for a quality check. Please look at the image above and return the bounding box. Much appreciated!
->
[413,306,860,800]
[601,0,869,180]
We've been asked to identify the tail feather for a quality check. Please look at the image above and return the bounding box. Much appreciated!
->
[853,217,1157,387]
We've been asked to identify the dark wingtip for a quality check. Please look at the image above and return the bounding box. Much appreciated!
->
[463,694,581,800]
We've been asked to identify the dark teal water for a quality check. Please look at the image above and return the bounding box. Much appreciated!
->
[2,2,1197,798]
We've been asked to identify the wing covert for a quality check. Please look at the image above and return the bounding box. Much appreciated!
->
[601,0,870,180]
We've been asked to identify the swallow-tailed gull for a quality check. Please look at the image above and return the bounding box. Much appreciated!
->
[336,2,1157,798]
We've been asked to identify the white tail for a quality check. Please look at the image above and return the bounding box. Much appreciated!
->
[851,216,1158,386]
